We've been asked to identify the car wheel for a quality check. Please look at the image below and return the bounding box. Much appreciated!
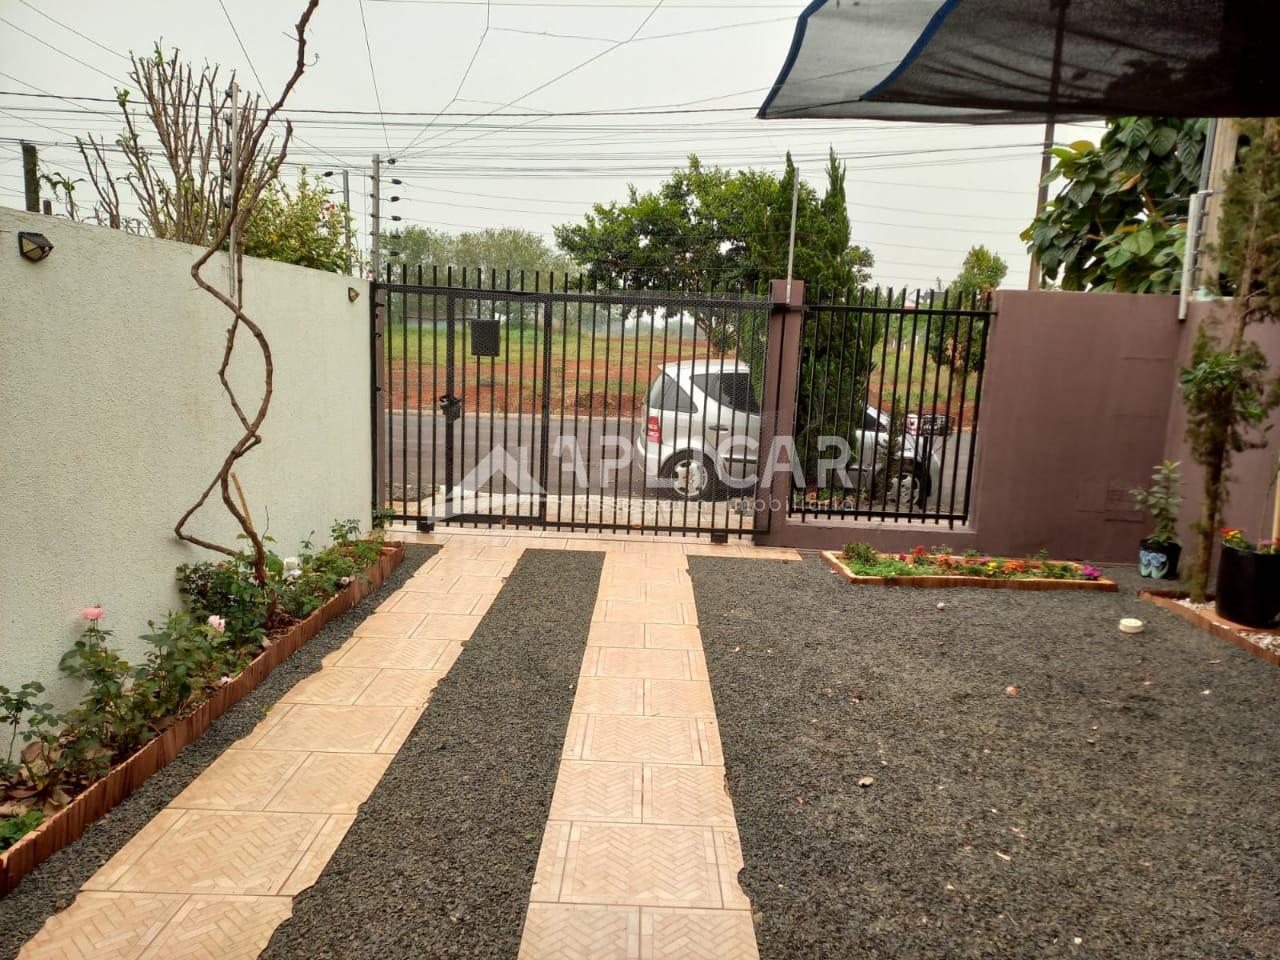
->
[871,460,927,509]
[661,451,716,501]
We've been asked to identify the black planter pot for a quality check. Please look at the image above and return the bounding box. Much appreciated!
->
[1215,544,1280,628]
[1138,538,1181,580]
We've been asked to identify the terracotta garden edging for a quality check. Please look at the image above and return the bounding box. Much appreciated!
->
[0,540,405,898]
[1139,589,1280,668]
[820,550,1118,592]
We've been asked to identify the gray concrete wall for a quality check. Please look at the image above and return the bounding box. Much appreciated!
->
[0,208,371,707]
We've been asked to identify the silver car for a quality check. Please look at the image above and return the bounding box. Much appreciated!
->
[637,359,942,504]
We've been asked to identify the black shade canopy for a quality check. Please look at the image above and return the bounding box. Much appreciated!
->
[759,0,1277,123]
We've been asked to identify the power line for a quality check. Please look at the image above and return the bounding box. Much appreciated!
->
[356,0,393,153]
[15,0,131,64]
[0,16,122,83]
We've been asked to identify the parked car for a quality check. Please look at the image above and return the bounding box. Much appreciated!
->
[637,360,942,504]
[906,412,954,437]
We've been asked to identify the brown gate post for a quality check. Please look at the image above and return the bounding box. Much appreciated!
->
[753,278,804,544]
[370,284,388,517]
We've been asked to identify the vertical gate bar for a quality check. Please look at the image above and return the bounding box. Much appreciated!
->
[585,280,599,531]
[601,284,615,533]
[910,289,935,522]
[415,265,424,519]
[445,289,456,506]
[816,289,837,520]
[670,284,688,537]
[625,284,644,533]
[431,265,439,519]
[638,284,658,535]
[555,273,565,529]
[532,270,542,522]
[459,268,469,525]
[714,286,730,536]
[960,293,992,526]
[888,290,919,514]
[516,271,526,519]
[827,291,852,520]
[502,268,512,521]
[400,263,409,522]
[612,288,627,534]
[472,275,481,525]
[842,287,868,520]
[684,283,706,537]
[946,293,974,525]
[924,290,946,524]
[869,288,892,518]
[488,269,497,522]
[385,264,395,522]
[570,274,585,533]
[729,296,744,535]
[540,294,553,523]
[877,290,907,513]
[933,288,957,525]
[653,284,672,537]
[852,288,876,521]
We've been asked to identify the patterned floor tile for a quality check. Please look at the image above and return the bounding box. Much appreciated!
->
[351,611,426,638]
[582,716,701,764]
[250,704,406,753]
[593,649,691,681]
[331,636,450,670]
[602,600,685,626]
[137,895,293,960]
[83,810,185,890]
[105,811,327,895]
[643,625,701,650]
[278,815,356,896]
[354,669,443,707]
[713,830,751,910]
[643,765,735,826]
[265,752,392,813]
[573,677,644,715]
[644,680,715,718]
[588,623,645,648]
[385,591,480,614]
[558,823,721,908]
[410,613,482,640]
[530,820,572,903]
[19,892,187,960]
[549,761,643,822]
[519,903,641,960]
[278,668,377,705]
[171,750,307,812]
[641,908,758,960]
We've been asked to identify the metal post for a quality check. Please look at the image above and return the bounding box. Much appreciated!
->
[370,154,381,280]
[1028,119,1055,289]
[228,81,241,301]
[785,168,800,305]
[21,141,39,213]
[342,169,353,275]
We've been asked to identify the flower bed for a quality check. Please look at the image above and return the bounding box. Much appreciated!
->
[0,533,404,898]
[1140,589,1280,667]
[824,543,1117,592]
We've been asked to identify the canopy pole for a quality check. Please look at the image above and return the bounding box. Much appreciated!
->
[1028,0,1068,290]
[785,168,800,304]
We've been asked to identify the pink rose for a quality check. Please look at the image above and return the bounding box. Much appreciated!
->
[82,606,104,621]
[207,614,227,634]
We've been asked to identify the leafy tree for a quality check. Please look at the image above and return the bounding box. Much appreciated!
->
[928,244,1007,371]
[242,171,351,273]
[553,149,873,296]
[1182,118,1280,600]
[381,226,574,281]
[1023,117,1207,292]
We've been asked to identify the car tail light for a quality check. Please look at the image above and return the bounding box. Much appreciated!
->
[646,415,662,444]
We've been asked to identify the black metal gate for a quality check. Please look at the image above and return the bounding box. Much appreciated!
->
[788,287,993,526]
[374,267,772,538]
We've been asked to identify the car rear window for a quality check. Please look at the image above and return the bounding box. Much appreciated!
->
[648,373,696,413]
[690,371,759,414]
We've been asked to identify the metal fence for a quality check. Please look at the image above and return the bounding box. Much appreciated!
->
[788,287,992,526]
[375,266,772,538]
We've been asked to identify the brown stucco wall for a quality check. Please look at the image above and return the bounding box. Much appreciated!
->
[759,290,1279,563]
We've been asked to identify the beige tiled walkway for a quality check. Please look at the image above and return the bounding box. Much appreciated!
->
[17,536,520,960]
[519,539,798,960]
[17,528,797,960]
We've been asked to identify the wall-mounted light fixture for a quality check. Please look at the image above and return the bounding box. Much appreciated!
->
[348,286,360,303]
[18,231,53,262]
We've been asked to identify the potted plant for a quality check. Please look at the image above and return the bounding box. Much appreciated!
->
[1129,460,1182,579]
[1216,528,1280,628]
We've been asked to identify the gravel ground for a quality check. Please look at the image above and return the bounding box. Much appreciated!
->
[689,554,1280,960]
[263,547,602,960]
[0,543,437,959]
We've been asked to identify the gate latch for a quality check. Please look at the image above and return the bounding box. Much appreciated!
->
[438,393,462,423]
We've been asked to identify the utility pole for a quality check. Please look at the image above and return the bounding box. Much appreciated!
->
[342,169,353,275]
[370,153,381,281]
[785,166,800,304]
[1027,119,1055,289]
[228,81,241,301]
[21,141,39,213]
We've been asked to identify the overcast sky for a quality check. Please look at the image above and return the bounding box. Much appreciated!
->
[0,0,1104,289]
